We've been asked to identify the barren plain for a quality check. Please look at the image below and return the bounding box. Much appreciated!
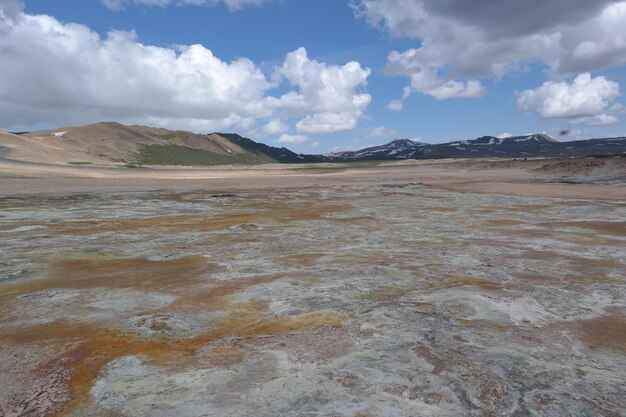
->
[1,158,625,416]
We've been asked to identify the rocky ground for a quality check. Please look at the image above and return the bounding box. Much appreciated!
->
[0,182,625,416]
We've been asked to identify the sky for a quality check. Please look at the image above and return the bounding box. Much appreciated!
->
[1,0,626,153]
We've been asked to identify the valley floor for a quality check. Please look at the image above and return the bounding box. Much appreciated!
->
[0,157,625,416]
[1,156,625,200]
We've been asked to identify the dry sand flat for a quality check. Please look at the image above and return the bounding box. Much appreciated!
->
[0,158,625,416]
[1,157,625,200]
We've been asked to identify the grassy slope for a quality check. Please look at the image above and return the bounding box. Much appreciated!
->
[135,144,277,166]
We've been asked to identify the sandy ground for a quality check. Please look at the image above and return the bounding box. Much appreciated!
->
[1,157,625,200]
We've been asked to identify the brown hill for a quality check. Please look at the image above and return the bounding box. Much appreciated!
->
[0,122,276,166]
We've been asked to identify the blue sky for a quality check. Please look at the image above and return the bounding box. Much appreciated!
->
[1,0,626,152]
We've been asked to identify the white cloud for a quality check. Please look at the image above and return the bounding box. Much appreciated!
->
[0,3,371,135]
[260,119,288,135]
[516,73,620,123]
[276,134,308,144]
[295,112,362,134]
[387,49,486,99]
[387,99,403,111]
[102,0,270,12]
[559,2,626,73]
[277,48,372,134]
[416,78,485,100]
[0,0,22,19]
[497,132,513,139]
[353,0,626,100]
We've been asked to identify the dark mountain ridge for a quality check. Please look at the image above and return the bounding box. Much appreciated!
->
[216,133,328,163]
[322,134,626,162]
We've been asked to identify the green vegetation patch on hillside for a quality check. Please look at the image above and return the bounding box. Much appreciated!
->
[136,144,276,166]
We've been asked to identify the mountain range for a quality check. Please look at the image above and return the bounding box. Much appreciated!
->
[1,122,624,166]
[326,134,626,161]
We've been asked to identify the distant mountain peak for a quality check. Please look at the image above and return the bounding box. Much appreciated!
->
[327,138,424,160]
[387,138,423,147]
[448,133,557,147]
[499,133,556,143]
[532,133,557,142]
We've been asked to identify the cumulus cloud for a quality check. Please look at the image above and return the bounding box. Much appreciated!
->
[516,73,620,124]
[386,49,486,100]
[277,48,371,134]
[0,3,371,134]
[102,0,269,12]
[353,0,626,100]
[260,119,288,135]
[295,112,362,134]
[276,133,308,144]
